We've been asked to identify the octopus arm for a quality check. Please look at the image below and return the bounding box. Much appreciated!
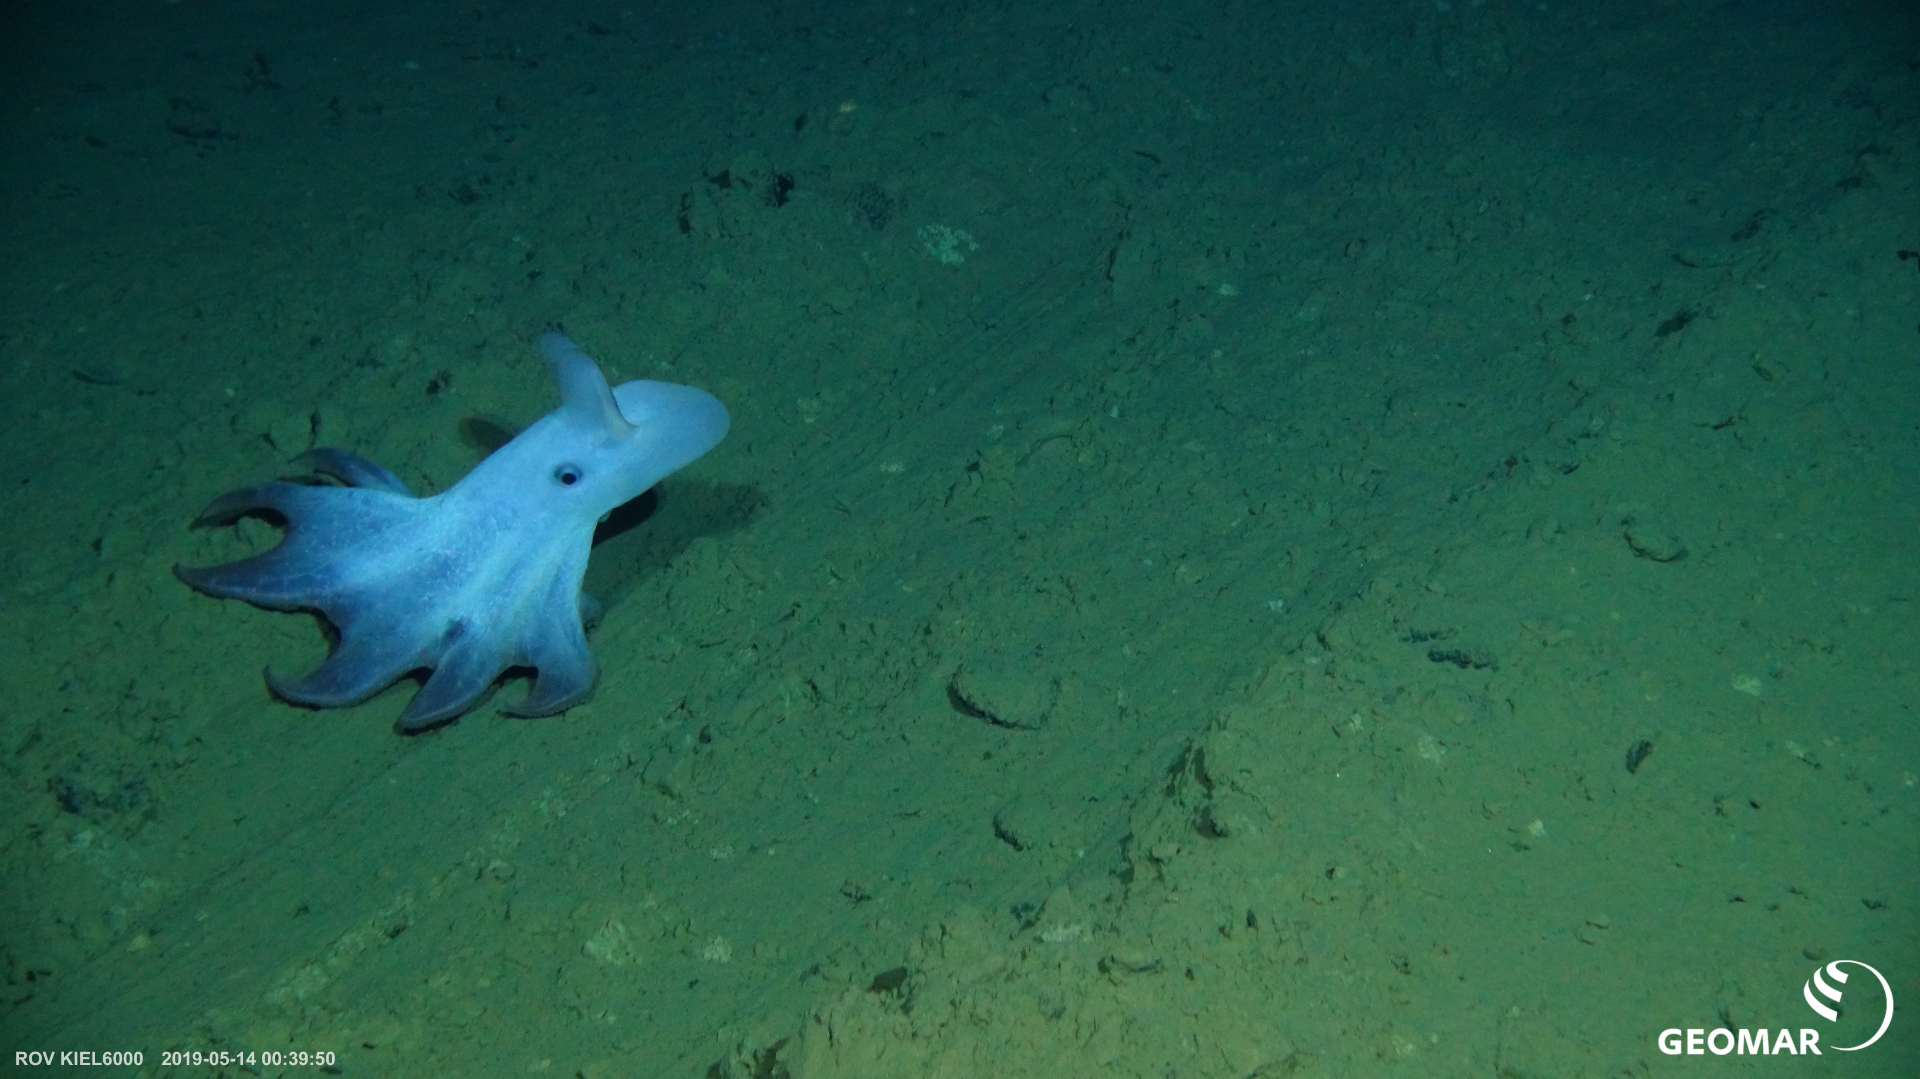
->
[174,481,425,612]
[266,627,430,711]
[396,619,515,729]
[296,448,415,495]
[504,598,598,719]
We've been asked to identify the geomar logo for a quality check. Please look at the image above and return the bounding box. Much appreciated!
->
[1803,959,1894,1052]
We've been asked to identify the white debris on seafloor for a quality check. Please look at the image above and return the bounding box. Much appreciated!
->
[917,223,978,265]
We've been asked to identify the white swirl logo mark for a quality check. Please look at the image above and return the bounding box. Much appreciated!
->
[1803,960,1894,1052]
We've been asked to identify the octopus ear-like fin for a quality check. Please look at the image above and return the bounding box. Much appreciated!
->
[538,332,633,439]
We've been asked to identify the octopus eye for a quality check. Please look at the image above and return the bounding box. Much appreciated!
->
[553,464,584,487]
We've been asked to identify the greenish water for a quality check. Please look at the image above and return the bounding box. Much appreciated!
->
[1,0,1914,1075]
